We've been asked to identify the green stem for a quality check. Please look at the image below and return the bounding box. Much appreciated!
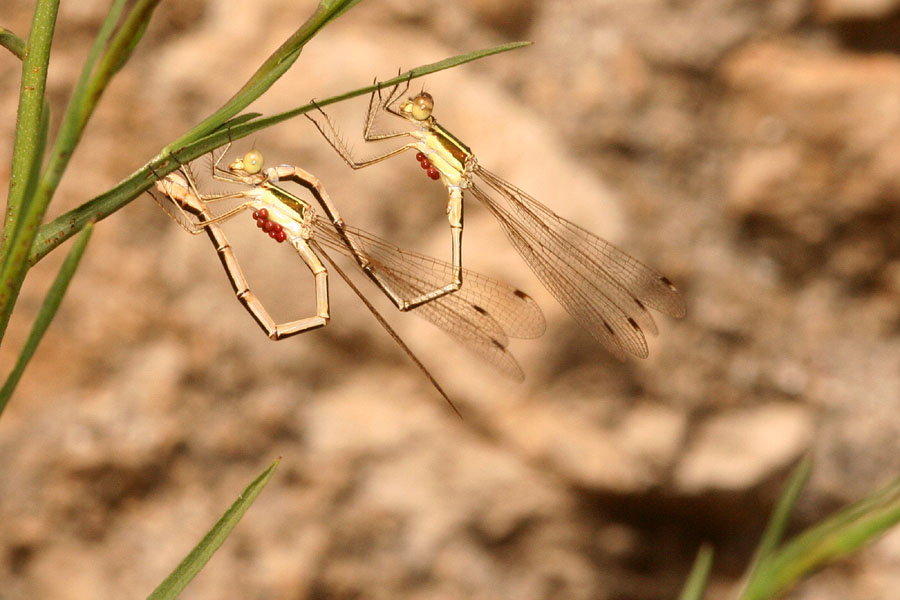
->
[0,0,60,343]
[28,41,531,267]
[162,0,363,156]
[0,223,93,416]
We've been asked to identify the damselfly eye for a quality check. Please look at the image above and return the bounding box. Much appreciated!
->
[411,93,434,120]
[243,149,264,175]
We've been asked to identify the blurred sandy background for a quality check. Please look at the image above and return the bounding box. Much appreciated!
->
[2,0,900,598]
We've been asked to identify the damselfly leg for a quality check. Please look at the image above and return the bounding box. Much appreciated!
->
[150,149,548,413]
[152,166,330,339]
[307,84,685,361]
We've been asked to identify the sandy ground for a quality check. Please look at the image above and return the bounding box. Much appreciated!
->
[2,0,900,598]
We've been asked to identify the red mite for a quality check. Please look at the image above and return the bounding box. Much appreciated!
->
[415,152,441,181]
[251,208,286,243]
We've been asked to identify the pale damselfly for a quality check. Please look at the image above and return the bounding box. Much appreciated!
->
[307,80,686,361]
[150,148,546,411]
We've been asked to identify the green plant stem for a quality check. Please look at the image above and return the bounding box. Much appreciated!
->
[161,0,364,156]
[742,455,812,585]
[147,458,281,599]
[0,27,26,58]
[35,0,137,223]
[28,42,530,267]
[741,474,900,600]
[0,0,60,343]
[678,545,713,600]
[0,223,93,415]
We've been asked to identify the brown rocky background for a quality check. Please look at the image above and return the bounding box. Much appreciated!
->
[2,0,900,598]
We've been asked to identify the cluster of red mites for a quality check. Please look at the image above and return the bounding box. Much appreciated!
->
[415,152,441,180]
[252,208,287,243]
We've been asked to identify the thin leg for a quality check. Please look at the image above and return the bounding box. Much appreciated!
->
[267,164,462,311]
[153,167,329,340]
[156,169,261,234]
[311,239,461,417]
[360,75,412,141]
[305,104,419,169]
[251,237,330,339]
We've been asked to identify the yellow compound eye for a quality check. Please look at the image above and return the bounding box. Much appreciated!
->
[243,149,263,175]
[410,92,434,120]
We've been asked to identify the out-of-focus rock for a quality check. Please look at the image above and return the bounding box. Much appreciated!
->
[674,403,814,493]
[721,41,900,285]
[816,0,900,20]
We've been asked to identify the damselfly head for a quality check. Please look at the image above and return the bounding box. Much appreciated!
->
[401,92,434,121]
[230,149,264,176]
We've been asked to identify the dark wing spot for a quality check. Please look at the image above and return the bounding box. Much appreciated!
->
[602,320,615,336]
[513,289,530,300]
[472,304,488,315]
[660,276,677,291]
[627,317,641,332]
[491,338,507,350]
[635,298,645,310]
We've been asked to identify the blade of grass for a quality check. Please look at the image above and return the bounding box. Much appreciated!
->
[678,544,713,600]
[29,42,531,266]
[147,458,281,600]
[0,26,26,58]
[0,223,93,416]
[0,1,162,348]
[741,475,900,600]
[35,0,134,208]
[161,0,365,156]
[740,455,812,587]
[0,0,60,343]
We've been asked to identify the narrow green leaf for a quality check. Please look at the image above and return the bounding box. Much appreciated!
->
[147,458,281,600]
[0,223,93,416]
[0,0,60,344]
[0,0,160,348]
[251,40,534,118]
[36,0,156,222]
[678,545,713,600]
[741,475,900,600]
[0,26,26,59]
[29,42,531,266]
[218,112,264,130]
[742,455,812,584]
[162,0,346,154]
[318,0,365,22]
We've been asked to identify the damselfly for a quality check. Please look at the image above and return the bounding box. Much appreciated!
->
[307,80,686,361]
[149,149,545,402]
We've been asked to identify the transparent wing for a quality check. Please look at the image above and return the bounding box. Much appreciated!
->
[471,166,685,360]
[314,221,546,380]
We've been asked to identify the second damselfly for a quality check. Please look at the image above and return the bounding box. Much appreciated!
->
[308,79,686,361]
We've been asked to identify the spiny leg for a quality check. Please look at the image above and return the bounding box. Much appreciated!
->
[362,72,412,138]
[305,107,419,172]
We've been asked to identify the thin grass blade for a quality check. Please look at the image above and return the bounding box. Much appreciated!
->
[0,0,59,344]
[162,0,359,154]
[36,0,156,220]
[741,474,900,600]
[147,458,281,600]
[0,223,93,416]
[678,544,713,600]
[0,27,26,58]
[30,42,531,267]
[741,455,812,586]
